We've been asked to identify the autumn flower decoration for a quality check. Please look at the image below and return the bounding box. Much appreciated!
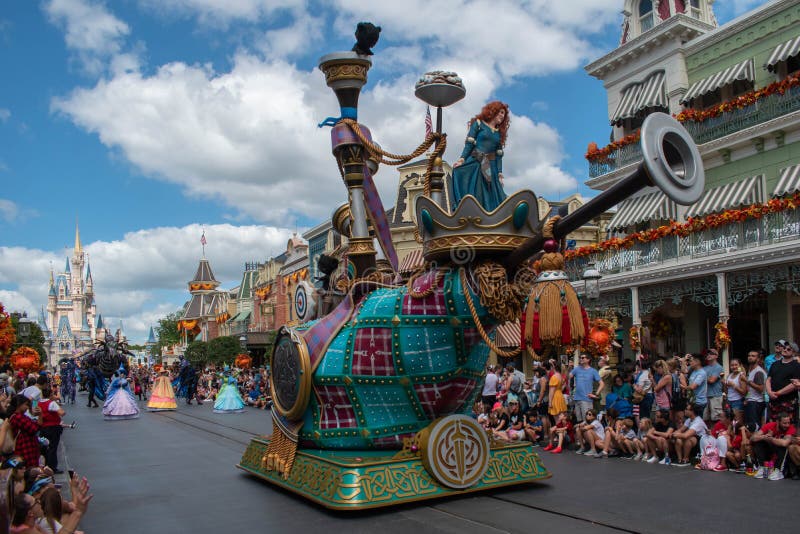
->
[714,322,731,351]
[629,326,641,351]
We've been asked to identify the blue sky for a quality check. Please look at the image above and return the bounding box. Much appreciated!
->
[0,0,762,343]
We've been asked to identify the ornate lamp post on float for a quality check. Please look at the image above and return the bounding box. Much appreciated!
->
[414,72,466,210]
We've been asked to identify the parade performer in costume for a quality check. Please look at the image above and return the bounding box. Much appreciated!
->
[172,356,196,402]
[213,371,245,414]
[103,366,140,421]
[59,359,77,405]
[450,101,510,211]
[147,369,177,411]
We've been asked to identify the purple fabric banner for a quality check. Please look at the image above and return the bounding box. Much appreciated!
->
[362,166,399,271]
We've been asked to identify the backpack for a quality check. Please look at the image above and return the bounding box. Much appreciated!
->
[605,393,633,418]
[670,372,687,410]
[699,440,721,470]
[510,371,524,395]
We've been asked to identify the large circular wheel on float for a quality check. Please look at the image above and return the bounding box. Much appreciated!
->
[269,327,312,421]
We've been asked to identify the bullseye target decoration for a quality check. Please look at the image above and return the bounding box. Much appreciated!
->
[294,281,317,322]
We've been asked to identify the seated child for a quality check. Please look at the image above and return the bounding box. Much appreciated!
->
[543,413,573,454]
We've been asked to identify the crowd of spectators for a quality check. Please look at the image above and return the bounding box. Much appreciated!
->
[0,369,92,533]
[476,340,800,481]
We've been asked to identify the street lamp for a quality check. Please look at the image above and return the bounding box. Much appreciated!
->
[239,334,247,351]
[17,314,32,338]
[582,262,602,312]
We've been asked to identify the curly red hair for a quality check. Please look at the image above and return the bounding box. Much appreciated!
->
[469,101,510,147]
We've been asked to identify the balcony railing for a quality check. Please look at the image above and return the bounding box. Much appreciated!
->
[588,84,800,178]
[565,208,800,282]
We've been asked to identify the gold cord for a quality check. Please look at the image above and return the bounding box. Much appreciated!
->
[460,268,522,358]
[407,267,443,298]
[340,119,447,197]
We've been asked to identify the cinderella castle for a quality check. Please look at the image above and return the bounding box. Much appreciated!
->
[37,225,102,367]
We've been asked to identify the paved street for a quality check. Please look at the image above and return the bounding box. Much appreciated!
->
[59,394,797,533]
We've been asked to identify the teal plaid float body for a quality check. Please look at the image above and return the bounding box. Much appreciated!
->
[297,268,494,449]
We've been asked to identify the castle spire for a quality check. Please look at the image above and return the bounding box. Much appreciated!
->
[74,218,82,256]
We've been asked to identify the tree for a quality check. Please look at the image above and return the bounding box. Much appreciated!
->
[153,310,182,360]
[9,316,47,365]
[207,336,241,365]
[184,340,208,366]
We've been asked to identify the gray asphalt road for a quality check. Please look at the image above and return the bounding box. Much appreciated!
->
[59,394,797,533]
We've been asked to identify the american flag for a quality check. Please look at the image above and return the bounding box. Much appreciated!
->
[200,232,207,246]
[425,106,432,137]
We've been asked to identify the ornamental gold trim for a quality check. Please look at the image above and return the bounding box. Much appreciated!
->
[237,437,550,510]
[424,234,527,255]
[347,238,375,255]
[432,215,515,232]
[322,63,369,84]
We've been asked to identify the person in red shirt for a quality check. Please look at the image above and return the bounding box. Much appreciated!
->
[751,413,795,480]
[38,386,66,474]
[7,395,41,469]
[543,412,573,454]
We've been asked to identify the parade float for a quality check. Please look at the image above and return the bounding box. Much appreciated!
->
[237,24,706,510]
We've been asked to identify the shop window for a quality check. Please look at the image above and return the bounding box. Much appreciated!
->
[639,0,654,32]
[787,55,800,76]
[688,0,702,19]
[730,78,754,98]
[699,88,722,110]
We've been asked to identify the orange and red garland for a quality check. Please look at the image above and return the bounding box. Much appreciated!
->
[714,322,731,351]
[629,326,641,351]
[565,192,800,261]
[586,72,800,163]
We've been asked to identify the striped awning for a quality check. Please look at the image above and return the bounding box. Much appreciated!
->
[607,190,678,231]
[685,175,764,218]
[765,35,800,72]
[773,164,800,198]
[610,71,666,125]
[680,58,754,104]
[494,321,520,348]
[398,249,424,274]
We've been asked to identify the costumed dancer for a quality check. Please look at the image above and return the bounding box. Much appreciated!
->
[451,101,510,212]
[59,359,77,405]
[213,370,245,414]
[147,368,177,411]
[103,365,140,421]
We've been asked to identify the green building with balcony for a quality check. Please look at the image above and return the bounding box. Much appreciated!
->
[579,0,800,363]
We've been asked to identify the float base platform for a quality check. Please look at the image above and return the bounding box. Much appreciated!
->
[237,437,551,510]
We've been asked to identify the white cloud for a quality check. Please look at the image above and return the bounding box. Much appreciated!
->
[0,223,295,343]
[137,0,304,25]
[0,199,19,222]
[43,0,130,74]
[0,108,9,122]
[0,291,35,317]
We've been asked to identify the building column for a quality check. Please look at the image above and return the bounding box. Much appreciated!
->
[631,286,642,359]
[716,272,730,373]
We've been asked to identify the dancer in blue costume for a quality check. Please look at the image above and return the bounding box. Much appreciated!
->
[172,356,199,403]
[213,371,245,414]
[450,101,511,212]
[103,365,140,421]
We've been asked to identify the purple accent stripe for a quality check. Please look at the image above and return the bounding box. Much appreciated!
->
[303,294,356,370]
[362,166,399,270]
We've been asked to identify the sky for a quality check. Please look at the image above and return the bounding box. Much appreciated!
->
[0,0,764,343]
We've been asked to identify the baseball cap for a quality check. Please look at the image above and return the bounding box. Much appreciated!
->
[492,402,503,412]
[775,339,788,347]
[789,341,799,352]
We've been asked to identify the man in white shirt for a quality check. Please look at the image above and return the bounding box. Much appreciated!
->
[672,403,707,467]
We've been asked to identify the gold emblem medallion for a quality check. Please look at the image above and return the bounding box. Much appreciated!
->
[419,415,490,489]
